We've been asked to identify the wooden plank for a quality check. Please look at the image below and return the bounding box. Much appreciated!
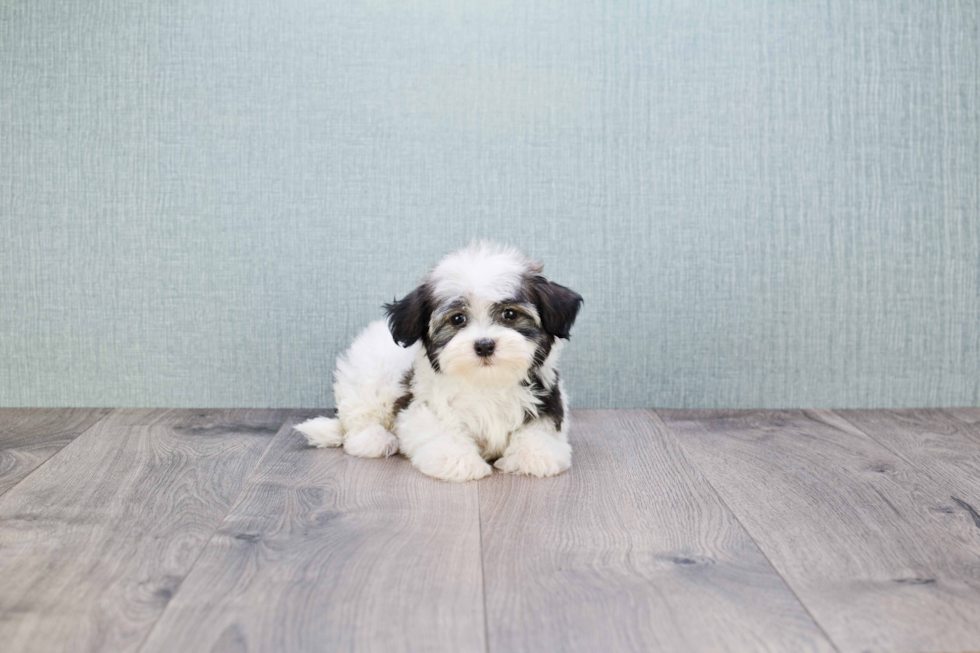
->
[480,410,836,653]
[139,417,486,653]
[0,408,110,497]
[0,408,295,653]
[836,409,980,506]
[658,409,980,653]
[945,406,980,431]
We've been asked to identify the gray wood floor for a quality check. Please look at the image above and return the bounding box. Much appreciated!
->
[0,408,978,653]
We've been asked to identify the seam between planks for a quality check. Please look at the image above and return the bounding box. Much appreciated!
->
[477,481,491,653]
[0,408,116,503]
[830,410,935,474]
[133,413,295,653]
[652,409,844,653]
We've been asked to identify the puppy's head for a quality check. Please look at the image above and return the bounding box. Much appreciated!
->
[386,242,583,387]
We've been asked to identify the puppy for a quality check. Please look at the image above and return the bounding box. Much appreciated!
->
[295,242,583,482]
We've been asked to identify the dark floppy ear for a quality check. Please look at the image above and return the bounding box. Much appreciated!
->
[384,284,431,347]
[529,276,583,339]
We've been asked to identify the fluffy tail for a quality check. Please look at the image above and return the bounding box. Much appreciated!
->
[295,416,345,448]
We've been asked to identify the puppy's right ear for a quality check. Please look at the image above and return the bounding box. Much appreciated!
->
[385,284,431,347]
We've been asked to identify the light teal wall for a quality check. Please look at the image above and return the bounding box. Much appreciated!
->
[2,1,978,409]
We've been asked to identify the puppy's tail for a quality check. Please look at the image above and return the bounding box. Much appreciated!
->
[295,416,345,448]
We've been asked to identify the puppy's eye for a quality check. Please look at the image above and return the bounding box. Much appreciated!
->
[501,309,518,321]
[450,313,467,327]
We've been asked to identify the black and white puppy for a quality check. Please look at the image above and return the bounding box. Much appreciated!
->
[295,242,583,482]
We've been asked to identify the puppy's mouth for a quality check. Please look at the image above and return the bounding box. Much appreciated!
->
[478,357,495,367]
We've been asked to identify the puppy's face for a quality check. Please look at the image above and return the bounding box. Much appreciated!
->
[428,296,540,386]
[386,244,582,387]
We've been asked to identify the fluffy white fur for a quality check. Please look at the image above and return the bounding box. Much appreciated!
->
[295,242,579,482]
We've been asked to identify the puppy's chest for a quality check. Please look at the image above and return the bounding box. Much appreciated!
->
[433,383,535,457]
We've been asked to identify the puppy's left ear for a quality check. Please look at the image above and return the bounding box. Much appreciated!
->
[529,276,583,339]
[385,284,432,347]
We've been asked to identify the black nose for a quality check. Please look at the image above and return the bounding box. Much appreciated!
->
[474,339,495,358]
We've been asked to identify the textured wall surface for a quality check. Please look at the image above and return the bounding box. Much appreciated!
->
[2,1,978,409]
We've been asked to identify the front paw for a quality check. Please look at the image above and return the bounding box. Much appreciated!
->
[343,424,399,458]
[495,437,571,478]
[411,443,492,482]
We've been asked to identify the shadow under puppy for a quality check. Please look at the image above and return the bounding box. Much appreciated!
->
[296,242,583,482]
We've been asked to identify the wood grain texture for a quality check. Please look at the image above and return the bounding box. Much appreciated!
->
[945,407,980,431]
[0,408,294,653]
[140,418,486,653]
[480,410,836,653]
[836,409,980,507]
[0,408,110,496]
[659,409,980,653]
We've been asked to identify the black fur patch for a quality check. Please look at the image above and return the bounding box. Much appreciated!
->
[532,332,554,369]
[422,336,442,372]
[524,275,583,339]
[385,284,432,347]
[385,283,446,372]
[523,371,564,431]
[393,369,415,417]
